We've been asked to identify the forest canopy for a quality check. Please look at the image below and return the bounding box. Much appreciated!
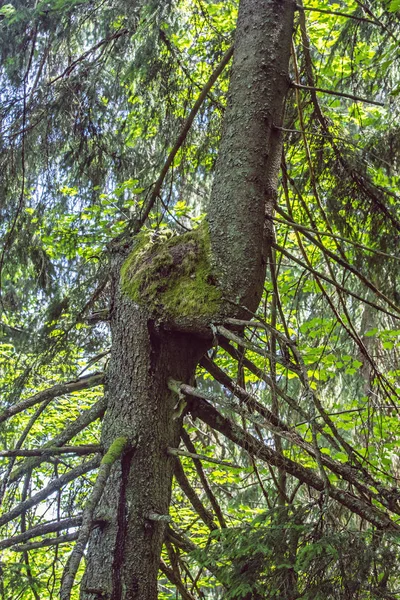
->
[0,0,400,599]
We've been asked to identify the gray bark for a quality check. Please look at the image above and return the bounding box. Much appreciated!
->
[81,1,295,598]
[207,0,295,313]
[81,264,207,599]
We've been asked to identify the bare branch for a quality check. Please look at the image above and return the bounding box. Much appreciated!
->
[0,457,100,529]
[160,559,197,600]
[85,311,110,324]
[291,82,385,106]
[190,396,400,531]
[0,516,82,550]
[9,396,108,483]
[0,392,55,505]
[11,532,78,552]
[274,243,400,321]
[0,445,101,458]
[273,211,400,262]
[297,4,376,25]
[200,354,400,513]
[147,511,171,522]
[173,459,218,532]
[215,325,298,371]
[353,0,399,43]
[165,525,228,588]
[0,372,105,425]
[275,213,400,316]
[47,29,130,86]
[136,45,234,230]
[167,447,240,469]
[181,429,227,529]
[217,336,335,445]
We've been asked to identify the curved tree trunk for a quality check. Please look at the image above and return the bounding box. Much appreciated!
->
[81,1,295,598]
[207,0,294,313]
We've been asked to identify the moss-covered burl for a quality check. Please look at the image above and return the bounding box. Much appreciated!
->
[120,222,222,323]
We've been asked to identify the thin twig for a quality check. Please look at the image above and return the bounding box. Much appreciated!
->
[291,82,384,106]
[136,45,234,230]
[298,4,376,25]
[0,457,100,529]
[167,447,240,469]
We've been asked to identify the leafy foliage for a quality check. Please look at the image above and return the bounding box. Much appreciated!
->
[1,0,400,599]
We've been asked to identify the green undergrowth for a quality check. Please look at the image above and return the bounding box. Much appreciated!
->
[120,222,221,320]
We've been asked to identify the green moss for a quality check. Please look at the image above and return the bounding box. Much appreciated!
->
[120,223,221,321]
[101,437,128,465]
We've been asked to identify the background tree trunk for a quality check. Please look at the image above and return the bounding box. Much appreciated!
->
[82,1,295,598]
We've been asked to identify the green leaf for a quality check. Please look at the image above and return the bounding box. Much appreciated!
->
[383,341,394,350]
[0,4,16,18]
[365,328,378,337]
[389,0,400,12]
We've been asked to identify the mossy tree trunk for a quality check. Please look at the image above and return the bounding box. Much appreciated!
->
[81,1,295,598]
[81,259,207,599]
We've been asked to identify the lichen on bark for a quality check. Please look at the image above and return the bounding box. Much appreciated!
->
[120,222,222,322]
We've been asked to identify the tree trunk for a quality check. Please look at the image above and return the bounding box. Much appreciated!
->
[207,0,294,313]
[81,261,207,599]
[81,1,295,598]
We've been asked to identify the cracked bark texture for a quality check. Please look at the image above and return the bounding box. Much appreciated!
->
[207,0,295,313]
[81,1,295,598]
[81,262,207,600]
